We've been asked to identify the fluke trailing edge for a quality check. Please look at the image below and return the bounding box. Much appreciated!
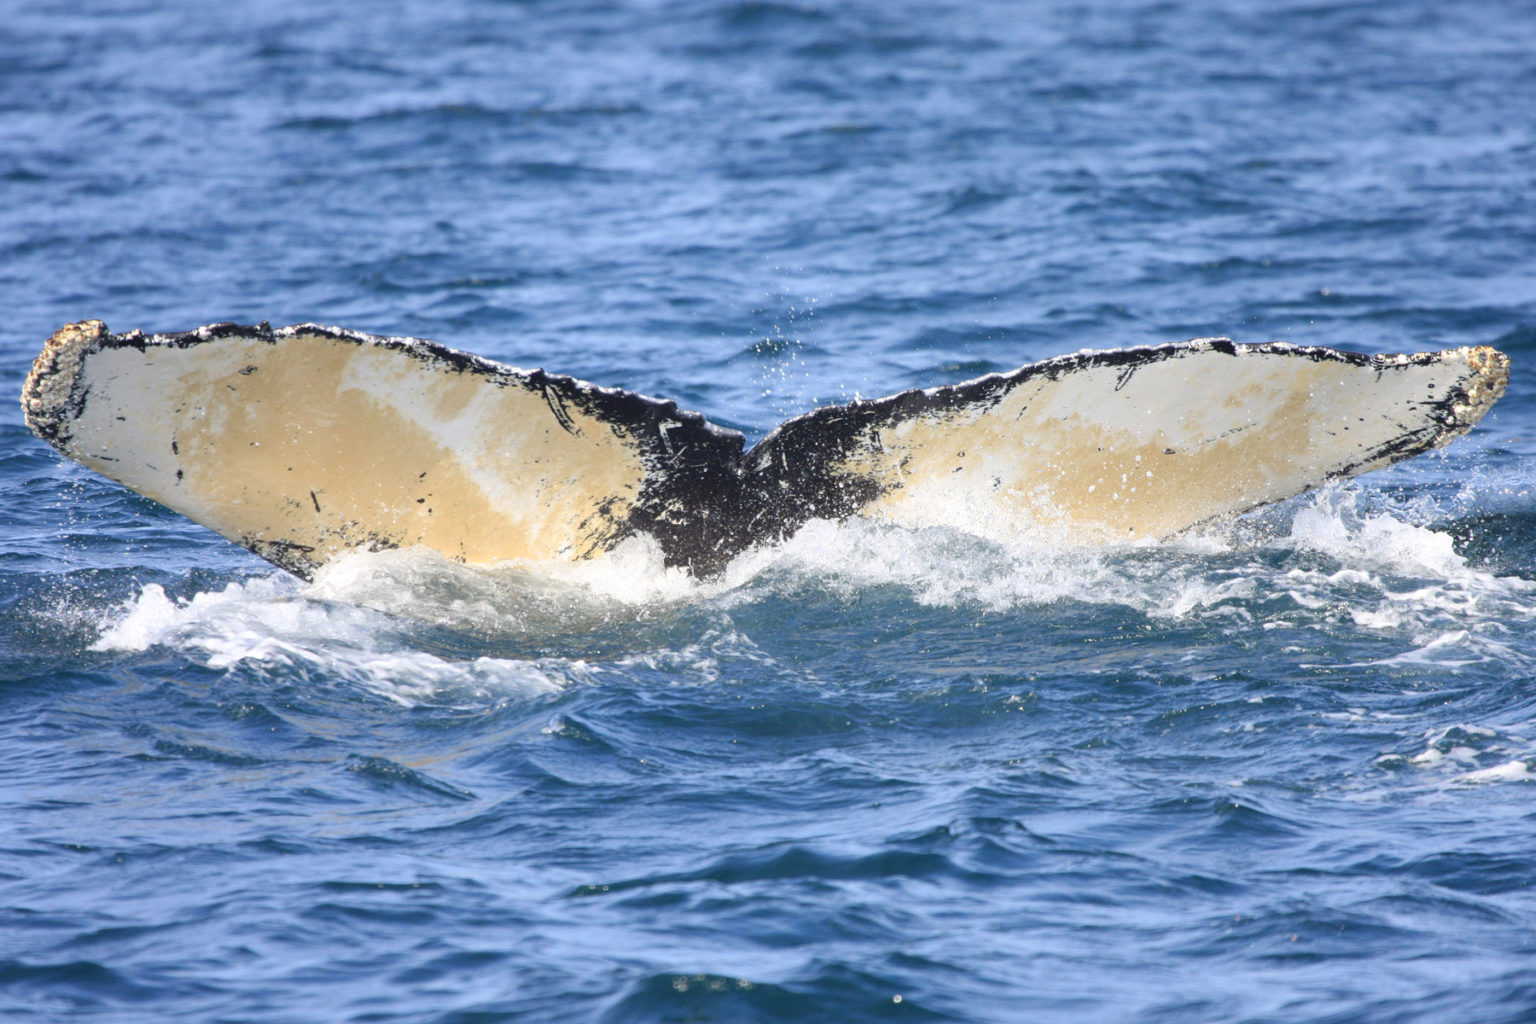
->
[21,320,1509,579]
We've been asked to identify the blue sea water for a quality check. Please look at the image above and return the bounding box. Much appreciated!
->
[4,0,1536,1020]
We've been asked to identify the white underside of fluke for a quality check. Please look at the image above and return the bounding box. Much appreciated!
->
[820,340,1507,546]
[21,320,1508,578]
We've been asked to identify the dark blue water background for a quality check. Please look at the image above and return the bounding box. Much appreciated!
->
[4,1,1536,1021]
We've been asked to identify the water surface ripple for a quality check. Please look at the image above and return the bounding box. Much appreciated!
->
[3,1,1536,1022]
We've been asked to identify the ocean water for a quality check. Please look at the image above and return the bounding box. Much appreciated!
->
[4,0,1536,1021]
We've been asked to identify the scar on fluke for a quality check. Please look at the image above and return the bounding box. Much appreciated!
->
[20,320,1509,579]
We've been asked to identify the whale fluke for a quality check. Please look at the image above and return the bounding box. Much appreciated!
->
[22,320,1508,578]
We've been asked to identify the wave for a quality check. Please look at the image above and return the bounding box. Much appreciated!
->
[90,576,586,706]
[73,485,1536,710]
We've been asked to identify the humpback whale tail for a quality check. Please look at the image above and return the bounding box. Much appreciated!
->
[21,320,1508,579]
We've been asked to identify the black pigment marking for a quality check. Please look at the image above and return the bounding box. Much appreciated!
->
[243,537,319,578]
[310,490,322,513]
[539,379,581,436]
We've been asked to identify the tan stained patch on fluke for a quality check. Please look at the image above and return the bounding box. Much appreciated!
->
[22,322,654,576]
[820,341,1509,545]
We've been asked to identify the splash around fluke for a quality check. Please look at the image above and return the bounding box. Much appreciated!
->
[21,320,1508,579]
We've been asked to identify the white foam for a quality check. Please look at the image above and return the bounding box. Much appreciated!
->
[711,489,1534,645]
[92,578,584,705]
[94,577,303,654]
[1458,760,1536,784]
[720,516,1113,612]
[1408,744,1480,768]
[80,482,1536,698]
[1383,723,1536,786]
[308,536,717,624]
[1286,488,1469,578]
